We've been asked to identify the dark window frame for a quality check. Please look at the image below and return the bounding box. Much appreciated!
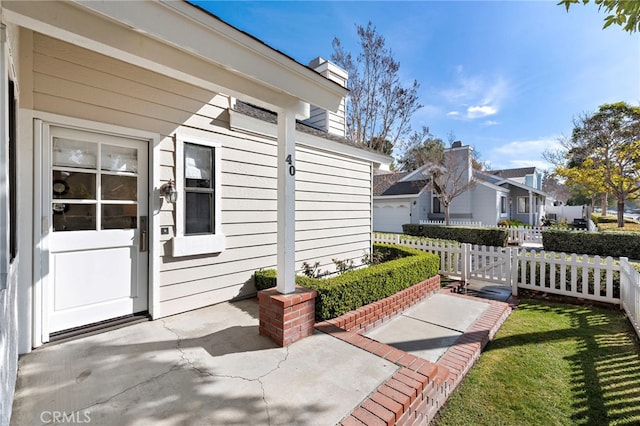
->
[432,195,441,214]
[9,80,16,261]
[500,196,507,214]
[184,142,215,235]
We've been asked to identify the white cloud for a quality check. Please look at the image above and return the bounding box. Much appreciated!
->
[440,73,510,121]
[483,120,500,126]
[467,105,497,118]
[488,137,563,171]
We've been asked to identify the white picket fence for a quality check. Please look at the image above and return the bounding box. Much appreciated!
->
[501,226,546,245]
[500,225,594,245]
[621,259,640,338]
[419,220,483,227]
[373,233,640,338]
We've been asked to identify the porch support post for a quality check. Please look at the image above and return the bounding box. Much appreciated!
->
[528,190,533,226]
[276,106,297,294]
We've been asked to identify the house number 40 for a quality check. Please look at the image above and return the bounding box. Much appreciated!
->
[286,154,296,176]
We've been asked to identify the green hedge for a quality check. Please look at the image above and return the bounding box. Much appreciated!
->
[402,224,509,247]
[254,243,440,321]
[542,229,640,260]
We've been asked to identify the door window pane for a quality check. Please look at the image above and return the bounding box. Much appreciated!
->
[102,204,137,229]
[53,138,97,169]
[52,204,96,231]
[53,171,96,200]
[185,192,212,234]
[101,144,138,172]
[102,175,137,201]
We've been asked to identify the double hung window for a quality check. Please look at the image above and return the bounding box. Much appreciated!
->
[184,143,215,235]
[517,197,530,214]
[500,196,508,214]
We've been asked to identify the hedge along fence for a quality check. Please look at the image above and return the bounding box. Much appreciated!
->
[403,224,509,247]
[517,251,623,302]
[254,244,440,321]
[542,229,640,261]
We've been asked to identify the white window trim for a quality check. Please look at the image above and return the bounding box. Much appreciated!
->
[500,196,508,215]
[172,133,224,257]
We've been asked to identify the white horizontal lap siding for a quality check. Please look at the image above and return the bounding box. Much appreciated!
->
[295,146,372,273]
[32,33,376,315]
[32,33,283,316]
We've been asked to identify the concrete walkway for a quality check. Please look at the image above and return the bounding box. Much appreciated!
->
[11,287,514,425]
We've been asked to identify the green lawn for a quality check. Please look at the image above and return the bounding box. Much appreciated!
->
[434,299,640,426]
[597,222,640,233]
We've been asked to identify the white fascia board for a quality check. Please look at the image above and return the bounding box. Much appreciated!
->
[400,165,429,182]
[2,0,346,113]
[374,194,418,200]
[477,179,510,193]
[229,109,392,167]
[83,0,347,111]
[495,177,547,197]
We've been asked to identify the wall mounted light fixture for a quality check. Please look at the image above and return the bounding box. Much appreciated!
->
[160,179,178,203]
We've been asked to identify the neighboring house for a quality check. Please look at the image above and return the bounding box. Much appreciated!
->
[373,172,430,233]
[481,166,549,226]
[373,142,549,232]
[0,1,390,421]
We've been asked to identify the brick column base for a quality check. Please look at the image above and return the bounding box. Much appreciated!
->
[258,287,317,346]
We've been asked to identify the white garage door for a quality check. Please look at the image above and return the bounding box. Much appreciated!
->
[373,202,410,233]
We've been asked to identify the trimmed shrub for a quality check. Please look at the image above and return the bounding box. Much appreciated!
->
[402,224,509,247]
[498,219,526,227]
[254,243,440,321]
[542,229,640,260]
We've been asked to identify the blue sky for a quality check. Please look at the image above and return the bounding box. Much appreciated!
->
[195,1,639,171]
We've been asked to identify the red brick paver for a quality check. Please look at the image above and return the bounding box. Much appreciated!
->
[313,276,516,425]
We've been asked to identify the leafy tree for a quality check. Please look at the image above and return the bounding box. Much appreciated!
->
[558,0,640,33]
[556,102,640,227]
[541,171,572,205]
[397,127,445,172]
[544,134,609,212]
[331,22,422,154]
[399,128,478,225]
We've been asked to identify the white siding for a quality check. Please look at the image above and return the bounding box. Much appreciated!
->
[31,33,374,317]
[295,147,371,274]
[472,184,502,226]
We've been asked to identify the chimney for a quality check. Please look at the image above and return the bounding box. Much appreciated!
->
[304,57,348,137]
[446,141,473,183]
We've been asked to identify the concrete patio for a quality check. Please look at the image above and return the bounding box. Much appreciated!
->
[11,287,514,425]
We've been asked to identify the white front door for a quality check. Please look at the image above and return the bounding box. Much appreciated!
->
[46,126,148,333]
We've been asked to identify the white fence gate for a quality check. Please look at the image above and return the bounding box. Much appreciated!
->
[373,233,640,339]
[467,245,513,285]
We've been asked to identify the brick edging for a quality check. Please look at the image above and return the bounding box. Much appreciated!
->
[316,278,517,425]
[434,290,517,393]
[317,275,441,335]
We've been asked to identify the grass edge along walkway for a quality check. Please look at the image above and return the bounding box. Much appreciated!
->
[433,298,640,426]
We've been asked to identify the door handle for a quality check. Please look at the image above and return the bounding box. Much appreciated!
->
[140,216,148,252]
